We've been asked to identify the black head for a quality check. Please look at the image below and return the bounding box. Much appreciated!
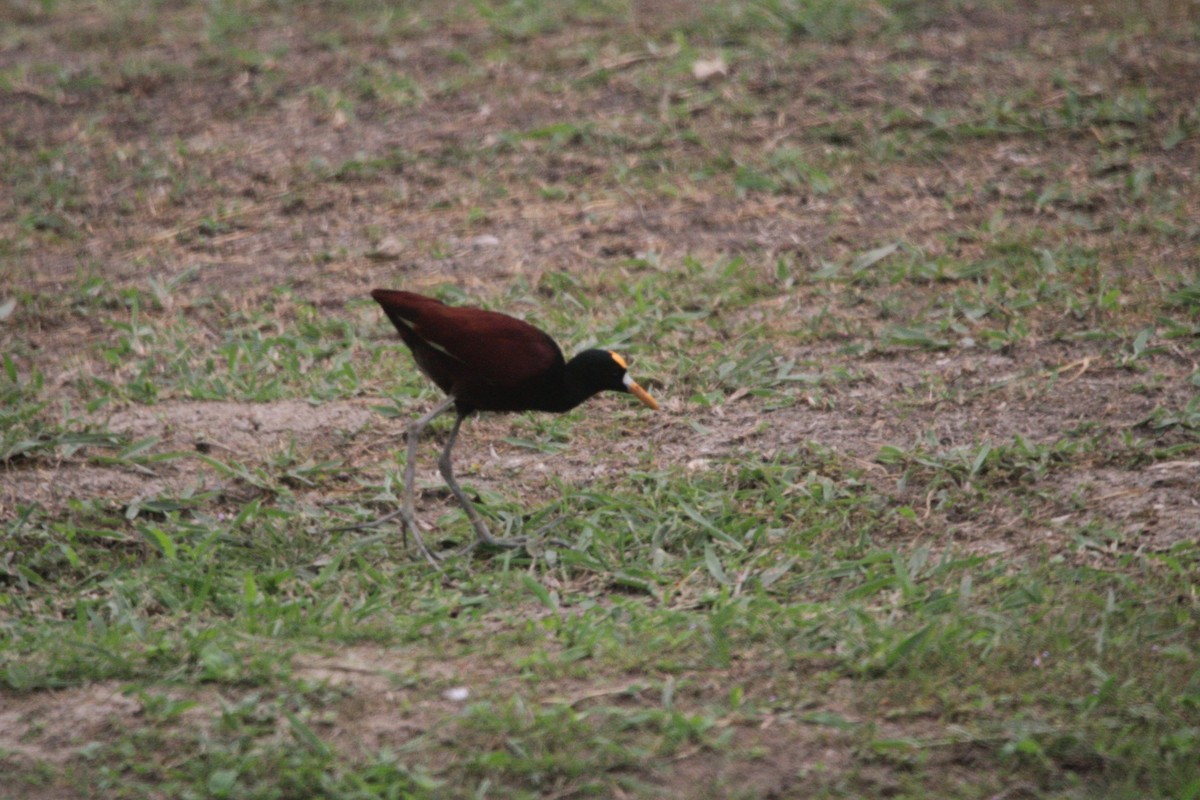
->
[566,349,659,410]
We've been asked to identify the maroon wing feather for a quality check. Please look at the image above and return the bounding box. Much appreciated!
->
[371,289,564,409]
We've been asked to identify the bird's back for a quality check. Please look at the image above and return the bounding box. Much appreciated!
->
[371,289,566,412]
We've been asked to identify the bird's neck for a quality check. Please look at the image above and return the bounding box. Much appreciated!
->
[547,359,606,413]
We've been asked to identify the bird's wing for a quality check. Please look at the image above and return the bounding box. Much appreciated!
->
[414,306,564,389]
[371,290,563,390]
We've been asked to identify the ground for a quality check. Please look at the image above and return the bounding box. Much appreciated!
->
[1,1,1199,798]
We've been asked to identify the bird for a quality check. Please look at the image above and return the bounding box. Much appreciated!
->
[369,288,658,560]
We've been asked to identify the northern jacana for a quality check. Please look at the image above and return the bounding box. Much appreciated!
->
[370,288,658,558]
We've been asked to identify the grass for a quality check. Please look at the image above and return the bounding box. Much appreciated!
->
[3,0,1200,797]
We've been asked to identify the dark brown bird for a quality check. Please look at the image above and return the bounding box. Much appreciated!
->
[370,288,658,558]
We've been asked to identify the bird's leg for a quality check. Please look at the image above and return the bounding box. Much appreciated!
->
[326,396,454,564]
[438,411,524,550]
[399,395,457,564]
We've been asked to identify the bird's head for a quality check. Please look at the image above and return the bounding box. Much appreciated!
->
[570,349,659,410]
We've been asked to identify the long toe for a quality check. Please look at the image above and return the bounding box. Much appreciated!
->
[457,532,528,556]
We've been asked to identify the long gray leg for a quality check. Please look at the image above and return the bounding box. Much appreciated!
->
[398,395,457,563]
[438,410,523,550]
[327,396,454,563]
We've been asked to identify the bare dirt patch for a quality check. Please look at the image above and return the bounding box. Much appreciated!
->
[103,399,379,456]
[0,682,137,765]
[1,400,379,518]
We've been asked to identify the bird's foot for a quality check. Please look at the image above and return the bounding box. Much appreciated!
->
[527,514,574,548]
[458,531,528,556]
[327,509,441,566]
[459,524,574,556]
[326,507,407,533]
[397,510,441,566]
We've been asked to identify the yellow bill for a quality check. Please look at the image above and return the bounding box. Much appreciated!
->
[624,374,659,410]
